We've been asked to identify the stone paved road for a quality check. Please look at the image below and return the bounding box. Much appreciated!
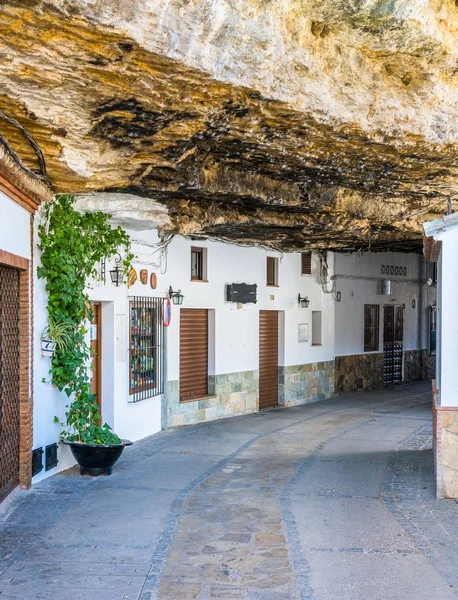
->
[1,382,458,599]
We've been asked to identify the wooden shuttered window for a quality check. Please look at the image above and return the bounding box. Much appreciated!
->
[259,311,279,409]
[301,252,312,275]
[180,309,208,402]
[364,304,380,352]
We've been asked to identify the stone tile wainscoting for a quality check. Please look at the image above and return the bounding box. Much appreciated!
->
[335,353,384,394]
[278,361,335,407]
[167,371,259,428]
[404,349,435,383]
[421,349,436,380]
[432,381,458,499]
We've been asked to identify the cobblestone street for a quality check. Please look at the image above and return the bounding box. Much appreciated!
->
[1,382,458,600]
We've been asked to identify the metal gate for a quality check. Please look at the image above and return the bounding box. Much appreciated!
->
[0,265,20,501]
[383,305,404,385]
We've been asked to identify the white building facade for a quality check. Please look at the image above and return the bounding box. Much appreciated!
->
[424,214,458,498]
[28,214,436,482]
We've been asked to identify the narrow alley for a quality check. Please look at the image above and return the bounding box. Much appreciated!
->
[1,382,457,600]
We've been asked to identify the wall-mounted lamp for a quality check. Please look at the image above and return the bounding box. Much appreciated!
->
[169,286,184,306]
[298,294,310,308]
[109,253,124,287]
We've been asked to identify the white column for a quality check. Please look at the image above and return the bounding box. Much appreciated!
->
[438,232,458,407]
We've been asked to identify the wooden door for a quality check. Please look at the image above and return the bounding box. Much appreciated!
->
[180,309,208,402]
[0,265,20,501]
[90,303,102,413]
[383,305,404,385]
[259,311,279,409]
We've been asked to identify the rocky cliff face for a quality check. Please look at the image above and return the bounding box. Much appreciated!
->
[1,1,458,250]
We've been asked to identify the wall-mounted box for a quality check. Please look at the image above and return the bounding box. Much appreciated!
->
[226,283,257,304]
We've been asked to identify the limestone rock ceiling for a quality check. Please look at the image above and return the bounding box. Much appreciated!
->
[1,1,458,251]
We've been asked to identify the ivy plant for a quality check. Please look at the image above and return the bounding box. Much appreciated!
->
[38,194,134,444]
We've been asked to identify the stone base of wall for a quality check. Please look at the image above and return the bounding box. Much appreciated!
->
[432,381,458,499]
[403,349,423,383]
[335,353,384,395]
[336,350,436,395]
[278,361,334,407]
[422,349,436,380]
[404,349,436,383]
[167,370,258,428]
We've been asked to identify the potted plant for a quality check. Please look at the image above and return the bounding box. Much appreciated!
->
[41,317,73,357]
[38,194,135,476]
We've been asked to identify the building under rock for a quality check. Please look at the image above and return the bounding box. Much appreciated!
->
[0,0,454,499]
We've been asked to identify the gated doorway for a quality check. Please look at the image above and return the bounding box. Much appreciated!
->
[0,265,20,501]
[259,311,279,409]
[383,305,404,385]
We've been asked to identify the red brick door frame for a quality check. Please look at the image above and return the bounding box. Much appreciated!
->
[0,247,32,490]
[0,150,52,492]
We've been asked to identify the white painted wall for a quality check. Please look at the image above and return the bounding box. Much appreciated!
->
[0,191,31,259]
[334,252,431,356]
[435,230,458,407]
[31,218,429,481]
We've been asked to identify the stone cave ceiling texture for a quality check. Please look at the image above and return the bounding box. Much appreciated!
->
[1,0,458,252]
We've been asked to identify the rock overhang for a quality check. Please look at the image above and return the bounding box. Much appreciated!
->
[1,0,458,251]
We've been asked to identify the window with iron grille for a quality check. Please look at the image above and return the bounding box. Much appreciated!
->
[301,252,312,275]
[364,304,380,352]
[129,297,164,402]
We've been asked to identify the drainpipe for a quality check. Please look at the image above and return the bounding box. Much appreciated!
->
[419,256,425,379]
[162,325,168,430]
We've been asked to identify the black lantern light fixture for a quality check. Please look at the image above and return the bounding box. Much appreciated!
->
[169,286,184,306]
[298,294,310,308]
[109,253,124,287]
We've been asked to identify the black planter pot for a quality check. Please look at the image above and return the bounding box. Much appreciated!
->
[63,439,132,476]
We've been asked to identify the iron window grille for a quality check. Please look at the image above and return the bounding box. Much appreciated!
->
[129,297,165,402]
[364,304,380,352]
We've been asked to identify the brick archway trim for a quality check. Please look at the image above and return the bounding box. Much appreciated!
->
[0,247,32,490]
[0,152,51,492]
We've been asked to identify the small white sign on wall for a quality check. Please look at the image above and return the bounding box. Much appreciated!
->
[90,324,97,341]
[116,314,127,363]
[298,323,309,343]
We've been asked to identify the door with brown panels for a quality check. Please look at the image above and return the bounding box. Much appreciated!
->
[180,309,209,402]
[0,265,20,501]
[259,310,279,409]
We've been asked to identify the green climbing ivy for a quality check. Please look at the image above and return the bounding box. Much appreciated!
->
[38,194,134,444]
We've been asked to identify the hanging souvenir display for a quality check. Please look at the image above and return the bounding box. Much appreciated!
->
[150,272,157,289]
[140,269,148,285]
[128,268,138,288]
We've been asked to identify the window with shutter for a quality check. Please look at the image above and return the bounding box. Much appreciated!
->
[266,257,279,286]
[364,304,380,352]
[301,252,312,275]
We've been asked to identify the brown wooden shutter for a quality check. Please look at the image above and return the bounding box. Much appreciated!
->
[259,311,278,409]
[180,309,208,402]
[301,252,312,275]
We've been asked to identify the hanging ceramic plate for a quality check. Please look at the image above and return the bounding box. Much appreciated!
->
[150,272,157,289]
[128,268,138,288]
[140,269,148,285]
